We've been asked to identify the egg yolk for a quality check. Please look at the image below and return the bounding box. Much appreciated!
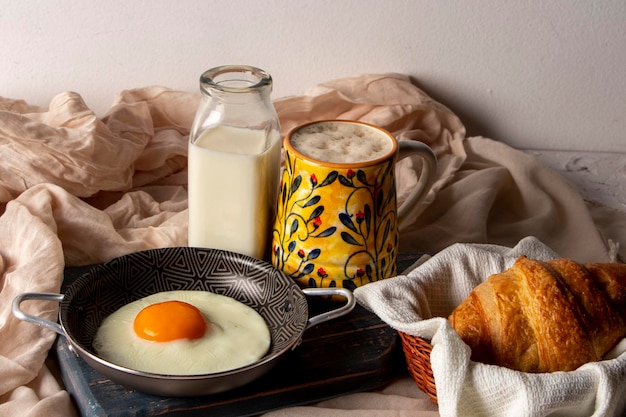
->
[133,300,207,342]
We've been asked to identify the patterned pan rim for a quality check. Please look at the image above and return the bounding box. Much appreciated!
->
[58,246,311,379]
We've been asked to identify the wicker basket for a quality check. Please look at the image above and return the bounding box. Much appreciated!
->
[398,331,438,404]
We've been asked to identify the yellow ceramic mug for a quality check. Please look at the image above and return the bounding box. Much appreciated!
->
[271,120,437,291]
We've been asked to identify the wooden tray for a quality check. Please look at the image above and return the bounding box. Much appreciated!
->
[53,254,420,416]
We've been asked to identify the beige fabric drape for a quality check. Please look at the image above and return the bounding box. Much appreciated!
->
[0,73,623,416]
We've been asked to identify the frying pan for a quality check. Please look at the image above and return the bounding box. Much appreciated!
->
[12,247,354,397]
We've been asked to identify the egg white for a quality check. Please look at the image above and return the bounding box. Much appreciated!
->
[92,290,271,375]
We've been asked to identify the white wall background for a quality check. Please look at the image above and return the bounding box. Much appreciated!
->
[1,0,625,152]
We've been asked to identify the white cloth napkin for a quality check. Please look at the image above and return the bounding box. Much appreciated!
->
[354,236,626,417]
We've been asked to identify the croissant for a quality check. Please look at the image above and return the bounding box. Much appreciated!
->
[448,256,626,373]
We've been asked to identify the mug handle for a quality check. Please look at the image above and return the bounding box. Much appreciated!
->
[396,141,437,230]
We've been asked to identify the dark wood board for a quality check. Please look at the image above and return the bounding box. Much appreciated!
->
[54,305,404,417]
[54,254,419,417]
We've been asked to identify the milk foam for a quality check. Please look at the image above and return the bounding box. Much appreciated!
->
[290,122,393,163]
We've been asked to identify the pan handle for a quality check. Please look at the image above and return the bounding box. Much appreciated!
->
[302,287,356,329]
[12,292,65,335]
[13,289,356,336]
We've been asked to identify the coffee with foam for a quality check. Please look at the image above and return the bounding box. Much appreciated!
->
[290,122,394,163]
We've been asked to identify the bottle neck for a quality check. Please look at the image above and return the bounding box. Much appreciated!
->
[200,65,273,102]
[189,65,279,144]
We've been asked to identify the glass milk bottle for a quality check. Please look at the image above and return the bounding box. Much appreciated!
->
[188,65,281,260]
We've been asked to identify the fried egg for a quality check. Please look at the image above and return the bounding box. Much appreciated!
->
[92,290,271,375]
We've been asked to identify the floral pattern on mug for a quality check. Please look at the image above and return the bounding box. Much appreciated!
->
[272,149,398,291]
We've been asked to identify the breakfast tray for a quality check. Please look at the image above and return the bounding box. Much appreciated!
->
[54,254,419,417]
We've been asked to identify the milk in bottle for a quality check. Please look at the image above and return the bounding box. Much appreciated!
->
[188,66,281,260]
